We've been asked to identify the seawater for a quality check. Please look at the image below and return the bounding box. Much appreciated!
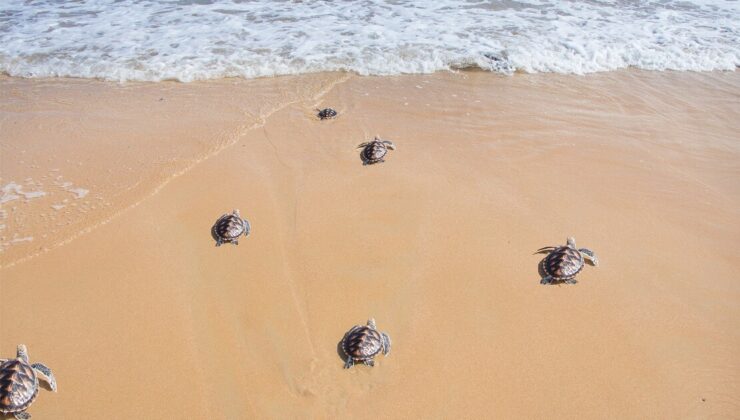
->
[1,0,738,81]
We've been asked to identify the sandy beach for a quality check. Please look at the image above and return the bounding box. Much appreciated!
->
[1,69,739,418]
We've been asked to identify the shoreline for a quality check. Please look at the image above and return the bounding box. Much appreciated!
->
[3,65,737,84]
[1,69,739,418]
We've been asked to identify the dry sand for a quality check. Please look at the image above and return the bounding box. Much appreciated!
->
[1,70,739,419]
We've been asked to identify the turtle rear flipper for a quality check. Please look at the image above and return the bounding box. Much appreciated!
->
[14,412,31,420]
[540,275,554,285]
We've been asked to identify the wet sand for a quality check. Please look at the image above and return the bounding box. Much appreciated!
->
[1,70,739,418]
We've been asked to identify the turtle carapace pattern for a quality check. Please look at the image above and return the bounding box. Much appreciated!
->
[0,345,57,420]
[341,318,391,369]
[212,209,251,246]
[357,136,396,165]
[535,237,598,285]
[317,108,337,120]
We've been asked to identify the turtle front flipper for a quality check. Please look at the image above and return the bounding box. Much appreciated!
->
[212,224,222,246]
[579,248,599,266]
[383,141,396,150]
[535,246,556,254]
[343,358,354,369]
[540,275,554,285]
[242,219,251,237]
[381,332,391,356]
[365,359,375,367]
[32,363,57,392]
[14,412,31,420]
[357,142,370,149]
[564,278,578,285]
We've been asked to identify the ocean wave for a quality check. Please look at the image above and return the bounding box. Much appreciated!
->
[1,0,738,82]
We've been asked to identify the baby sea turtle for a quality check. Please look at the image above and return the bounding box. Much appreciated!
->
[341,318,391,369]
[211,209,251,246]
[317,108,337,120]
[535,237,598,285]
[357,137,396,165]
[0,345,57,420]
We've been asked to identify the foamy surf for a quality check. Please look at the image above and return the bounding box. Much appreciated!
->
[1,0,738,82]
[1,182,47,204]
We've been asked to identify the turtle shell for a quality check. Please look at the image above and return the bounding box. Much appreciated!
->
[213,213,247,242]
[542,246,584,280]
[361,141,388,163]
[342,325,384,361]
[0,359,38,415]
[317,108,337,119]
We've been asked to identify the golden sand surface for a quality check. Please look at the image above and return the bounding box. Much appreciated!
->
[1,70,739,418]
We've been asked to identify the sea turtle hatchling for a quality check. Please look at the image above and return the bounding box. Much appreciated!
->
[535,237,598,285]
[317,108,338,120]
[341,318,391,369]
[357,136,396,165]
[0,345,57,420]
[211,209,251,246]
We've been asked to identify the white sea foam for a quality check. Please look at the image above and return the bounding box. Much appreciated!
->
[1,1,738,81]
[69,188,89,199]
[11,236,33,243]
[54,178,89,199]
[1,182,47,204]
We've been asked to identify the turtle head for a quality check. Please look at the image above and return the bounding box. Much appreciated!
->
[367,318,377,329]
[232,209,241,217]
[17,344,28,362]
[566,237,576,248]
